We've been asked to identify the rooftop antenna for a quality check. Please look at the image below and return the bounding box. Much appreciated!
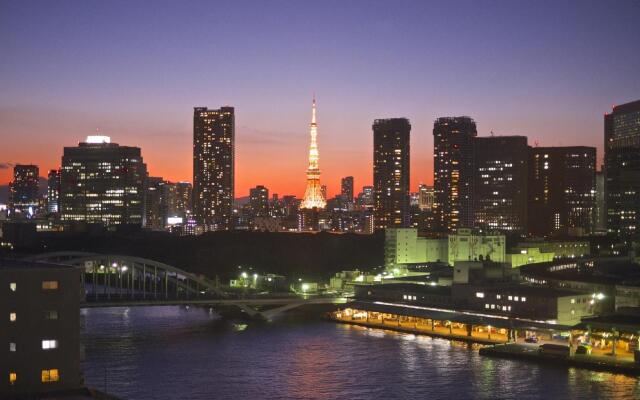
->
[490,130,495,137]
[534,140,539,147]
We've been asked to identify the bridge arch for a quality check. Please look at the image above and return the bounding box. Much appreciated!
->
[22,252,225,301]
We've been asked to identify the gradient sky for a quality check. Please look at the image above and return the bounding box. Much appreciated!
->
[1,1,639,198]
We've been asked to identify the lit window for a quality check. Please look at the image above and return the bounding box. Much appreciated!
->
[42,281,59,290]
[514,296,519,302]
[9,313,16,322]
[508,296,513,301]
[571,299,576,304]
[10,282,16,292]
[45,310,58,320]
[9,372,17,385]
[42,340,58,350]
[9,343,16,352]
[521,297,526,302]
[496,294,501,299]
[485,304,490,309]
[41,369,59,383]
[476,292,485,298]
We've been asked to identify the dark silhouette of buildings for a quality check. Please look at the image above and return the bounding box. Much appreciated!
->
[373,118,411,229]
[341,176,354,203]
[433,117,477,232]
[193,106,235,231]
[605,100,640,237]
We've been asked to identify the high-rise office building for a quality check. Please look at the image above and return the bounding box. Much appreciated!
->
[373,118,411,229]
[301,98,326,209]
[357,186,374,209]
[175,181,193,218]
[46,169,61,214]
[341,176,354,203]
[433,117,477,232]
[604,100,640,236]
[595,170,606,233]
[60,135,147,227]
[249,185,269,217]
[9,164,39,217]
[528,146,596,236]
[144,176,165,230]
[473,136,528,233]
[418,184,434,211]
[193,106,235,230]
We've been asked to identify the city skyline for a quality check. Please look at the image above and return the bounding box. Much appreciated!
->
[2,1,640,198]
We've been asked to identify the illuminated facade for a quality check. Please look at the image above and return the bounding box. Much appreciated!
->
[373,118,411,229]
[46,169,61,214]
[528,146,596,237]
[433,117,477,232]
[9,164,39,217]
[60,137,146,227]
[473,136,528,233]
[604,100,640,236]
[301,98,326,209]
[193,106,234,230]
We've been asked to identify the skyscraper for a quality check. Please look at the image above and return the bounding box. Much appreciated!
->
[47,169,61,214]
[341,176,354,203]
[528,146,596,236]
[373,118,410,229]
[249,185,269,217]
[433,117,477,232]
[604,100,640,236]
[473,136,528,233]
[60,135,147,226]
[301,98,326,209]
[9,164,39,217]
[193,106,235,230]
[418,184,434,211]
[144,176,165,230]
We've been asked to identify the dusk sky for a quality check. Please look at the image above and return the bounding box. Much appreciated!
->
[1,0,639,198]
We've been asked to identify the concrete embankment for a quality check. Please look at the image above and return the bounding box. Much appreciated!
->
[479,344,640,376]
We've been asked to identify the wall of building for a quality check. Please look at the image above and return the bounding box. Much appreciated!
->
[1,264,82,396]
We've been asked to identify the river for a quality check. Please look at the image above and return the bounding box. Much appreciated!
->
[80,306,639,400]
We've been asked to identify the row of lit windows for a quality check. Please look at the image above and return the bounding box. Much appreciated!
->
[8,369,60,386]
[9,281,58,291]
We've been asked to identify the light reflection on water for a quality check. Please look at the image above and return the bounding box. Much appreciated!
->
[80,306,640,400]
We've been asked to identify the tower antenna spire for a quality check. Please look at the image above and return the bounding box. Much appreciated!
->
[301,95,325,209]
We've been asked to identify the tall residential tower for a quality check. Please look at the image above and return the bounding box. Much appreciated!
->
[605,100,640,236]
[193,106,235,230]
[373,118,411,229]
[433,117,477,232]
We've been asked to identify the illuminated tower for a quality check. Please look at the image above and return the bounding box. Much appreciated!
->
[301,98,326,209]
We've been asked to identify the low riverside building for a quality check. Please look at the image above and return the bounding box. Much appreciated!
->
[384,228,505,270]
[506,246,555,268]
[0,260,82,397]
[518,239,590,259]
[520,257,640,311]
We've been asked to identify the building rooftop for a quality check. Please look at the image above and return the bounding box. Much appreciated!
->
[0,258,75,270]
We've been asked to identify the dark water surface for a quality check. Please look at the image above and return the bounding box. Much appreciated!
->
[81,306,639,400]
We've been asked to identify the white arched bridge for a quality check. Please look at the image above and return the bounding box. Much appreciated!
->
[22,252,346,320]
